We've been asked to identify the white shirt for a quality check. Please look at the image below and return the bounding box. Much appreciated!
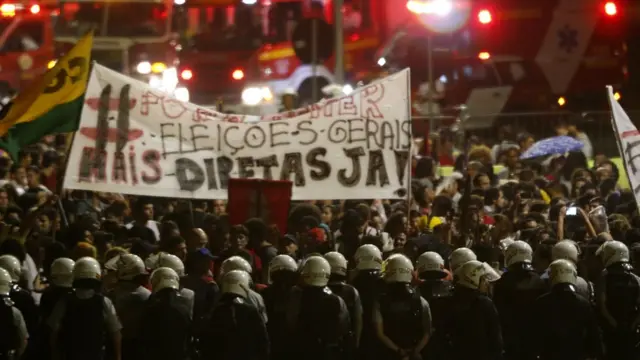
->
[125,220,160,242]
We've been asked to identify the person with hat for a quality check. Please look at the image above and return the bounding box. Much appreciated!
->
[416,251,453,359]
[107,254,150,360]
[200,270,269,360]
[325,252,362,356]
[280,87,298,112]
[0,267,28,360]
[49,257,122,360]
[181,247,220,333]
[141,267,193,360]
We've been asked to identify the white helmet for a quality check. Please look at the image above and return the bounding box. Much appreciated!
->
[73,257,102,281]
[104,255,121,272]
[0,268,11,296]
[300,256,331,287]
[116,254,147,280]
[384,254,414,283]
[597,240,629,268]
[455,260,501,290]
[50,258,75,288]
[416,251,445,274]
[150,267,180,293]
[354,244,383,271]
[549,259,578,286]
[221,256,252,276]
[552,240,580,264]
[324,252,348,276]
[449,248,477,272]
[0,254,21,282]
[155,253,185,276]
[504,241,533,267]
[269,255,297,274]
[221,270,251,298]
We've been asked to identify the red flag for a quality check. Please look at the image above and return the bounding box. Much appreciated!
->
[227,178,293,235]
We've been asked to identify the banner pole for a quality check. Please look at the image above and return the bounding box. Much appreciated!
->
[406,68,413,215]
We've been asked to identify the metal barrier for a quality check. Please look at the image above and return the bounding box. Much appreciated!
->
[412,110,640,158]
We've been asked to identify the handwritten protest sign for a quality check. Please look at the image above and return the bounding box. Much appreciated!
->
[63,64,412,200]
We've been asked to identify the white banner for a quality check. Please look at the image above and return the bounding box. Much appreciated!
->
[63,64,412,200]
[608,85,640,208]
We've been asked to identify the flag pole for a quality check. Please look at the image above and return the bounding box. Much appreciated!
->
[606,85,640,214]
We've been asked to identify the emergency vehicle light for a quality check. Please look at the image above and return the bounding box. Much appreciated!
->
[557,97,566,107]
[406,0,452,16]
[180,69,193,81]
[478,51,490,60]
[232,69,244,81]
[604,2,617,16]
[477,9,492,24]
[30,4,39,13]
[1,4,16,16]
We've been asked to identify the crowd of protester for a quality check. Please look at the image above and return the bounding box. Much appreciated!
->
[0,122,637,360]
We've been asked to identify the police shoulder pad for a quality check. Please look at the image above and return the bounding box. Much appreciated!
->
[3,296,14,307]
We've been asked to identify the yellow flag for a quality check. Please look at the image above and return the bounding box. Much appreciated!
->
[0,31,93,136]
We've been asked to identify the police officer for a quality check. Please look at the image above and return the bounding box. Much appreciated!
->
[40,258,75,320]
[543,240,594,303]
[595,240,640,360]
[287,256,350,360]
[140,267,192,360]
[373,254,432,360]
[445,260,502,360]
[108,254,150,360]
[150,253,195,319]
[449,247,477,274]
[37,258,74,360]
[261,255,298,360]
[530,259,603,360]
[220,256,268,323]
[200,270,269,360]
[0,267,28,360]
[325,251,363,356]
[48,257,122,360]
[350,244,384,360]
[0,254,38,336]
[492,240,545,360]
[416,251,453,359]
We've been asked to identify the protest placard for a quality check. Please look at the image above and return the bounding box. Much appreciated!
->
[63,64,412,200]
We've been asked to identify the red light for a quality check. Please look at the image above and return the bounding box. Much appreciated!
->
[478,51,490,60]
[30,4,40,13]
[478,9,492,24]
[605,2,617,16]
[232,69,244,80]
[180,69,193,80]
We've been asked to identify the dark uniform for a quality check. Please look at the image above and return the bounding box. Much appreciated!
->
[140,289,192,360]
[417,278,453,359]
[0,296,27,360]
[287,286,350,360]
[328,281,362,358]
[201,292,269,360]
[530,283,603,360]
[262,282,296,360]
[373,283,431,360]
[36,286,73,360]
[492,262,546,360]
[443,286,503,360]
[595,262,640,360]
[9,284,37,336]
[48,290,122,360]
[350,270,383,360]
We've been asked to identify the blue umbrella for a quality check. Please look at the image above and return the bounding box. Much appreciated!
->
[520,135,584,160]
